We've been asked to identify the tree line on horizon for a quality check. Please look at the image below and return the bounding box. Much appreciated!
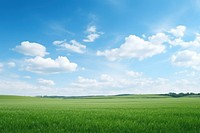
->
[161,92,200,97]
[37,92,200,98]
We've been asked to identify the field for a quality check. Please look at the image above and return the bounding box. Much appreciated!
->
[0,95,200,133]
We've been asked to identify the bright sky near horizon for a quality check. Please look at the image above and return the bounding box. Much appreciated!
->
[1,0,200,96]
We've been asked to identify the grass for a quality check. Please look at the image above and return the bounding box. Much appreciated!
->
[0,95,200,132]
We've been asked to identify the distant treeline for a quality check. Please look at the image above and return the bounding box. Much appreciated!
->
[161,92,200,97]
[37,93,200,99]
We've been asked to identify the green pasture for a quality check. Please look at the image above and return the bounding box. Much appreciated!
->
[0,95,200,133]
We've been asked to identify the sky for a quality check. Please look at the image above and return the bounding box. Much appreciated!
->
[1,0,200,96]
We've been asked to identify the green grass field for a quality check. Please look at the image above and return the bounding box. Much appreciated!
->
[0,95,200,133]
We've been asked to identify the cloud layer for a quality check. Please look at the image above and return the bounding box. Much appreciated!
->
[1,25,200,96]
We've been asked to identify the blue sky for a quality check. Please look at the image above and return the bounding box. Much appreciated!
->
[1,0,200,96]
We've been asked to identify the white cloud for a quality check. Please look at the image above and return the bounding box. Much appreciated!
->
[25,56,77,74]
[148,33,169,44]
[126,71,143,77]
[169,25,186,38]
[97,35,166,61]
[100,74,114,82]
[97,25,200,61]
[84,34,100,42]
[0,79,99,96]
[53,40,65,45]
[169,33,200,47]
[7,62,16,68]
[71,74,197,95]
[14,41,49,57]
[78,76,96,83]
[83,25,102,42]
[73,75,122,89]
[1,73,200,96]
[171,50,200,70]
[38,78,55,86]
[53,40,86,54]
[174,70,198,77]
[72,73,152,91]
[0,80,37,95]
[167,25,200,48]
[87,25,96,33]
[0,79,60,96]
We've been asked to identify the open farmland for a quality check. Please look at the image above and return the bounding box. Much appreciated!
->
[0,95,200,133]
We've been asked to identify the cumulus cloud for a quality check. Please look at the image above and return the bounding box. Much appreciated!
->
[83,25,102,42]
[97,34,167,61]
[148,33,169,44]
[167,25,200,48]
[38,78,55,86]
[14,41,49,57]
[53,40,86,54]
[97,25,200,61]
[169,33,200,47]
[169,25,186,38]
[25,56,77,74]
[171,50,200,70]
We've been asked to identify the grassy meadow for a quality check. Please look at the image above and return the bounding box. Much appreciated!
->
[0,95,200,132]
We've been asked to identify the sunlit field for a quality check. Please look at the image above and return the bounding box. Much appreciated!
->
[0,95,200,132]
